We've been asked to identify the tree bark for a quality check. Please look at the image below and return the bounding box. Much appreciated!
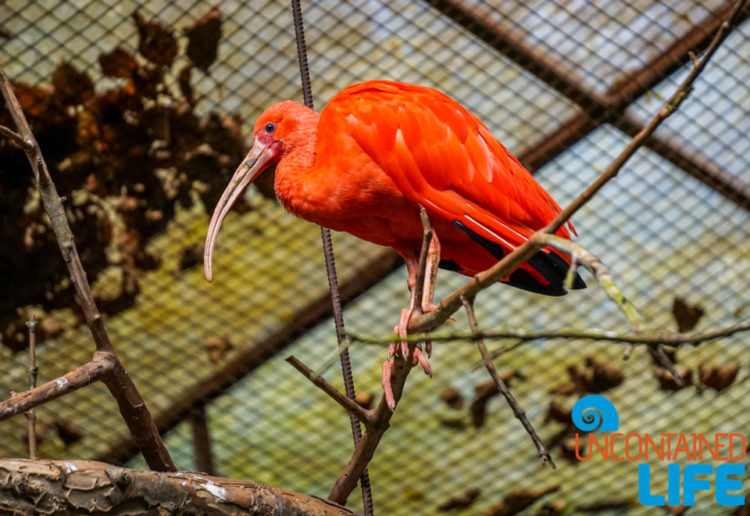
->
[0,459,353,515]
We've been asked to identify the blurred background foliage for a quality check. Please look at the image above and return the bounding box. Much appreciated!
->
[1,1,749,514]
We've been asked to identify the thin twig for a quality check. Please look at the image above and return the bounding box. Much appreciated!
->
[0,124,30,149]
[543,235,643,330]
[461,295,555,468]
[346,320,750,348]
[648,345,684,382]
[0,65,175,472]
[483,339,526,363]
[408,0,748,336]
[25,315,38,459]
[286,356,373,428]
[0,352,117,421]
[542,0,748,238]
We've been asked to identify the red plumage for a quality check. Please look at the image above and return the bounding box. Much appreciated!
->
[205,80,584,295]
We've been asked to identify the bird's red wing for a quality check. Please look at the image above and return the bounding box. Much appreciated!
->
[322,81,573,252]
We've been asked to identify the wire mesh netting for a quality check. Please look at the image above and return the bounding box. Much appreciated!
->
[1,0,749,514]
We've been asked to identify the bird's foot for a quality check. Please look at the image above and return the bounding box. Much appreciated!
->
[391,308,432,373]
[381,306,436,411]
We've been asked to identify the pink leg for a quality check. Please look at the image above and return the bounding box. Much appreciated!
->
[381,232,442,411]
[421,234,441,310]
[421,234,441,357]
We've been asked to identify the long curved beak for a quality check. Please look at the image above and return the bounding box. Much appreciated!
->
[204,139,276,282]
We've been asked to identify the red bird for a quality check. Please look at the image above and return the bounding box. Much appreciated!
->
[205,80,584,409]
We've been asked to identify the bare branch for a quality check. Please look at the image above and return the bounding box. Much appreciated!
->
[0,459,354,515]
[347,320,750,349]
[408,0,747,335]
[542,0,748,237]
[0,352,117,421]
[286,356,374,428]
[0,124,30,149]
[99,361,176,470]
[0,64,175,472]
[0,70,111,351]
[461,295,555,468]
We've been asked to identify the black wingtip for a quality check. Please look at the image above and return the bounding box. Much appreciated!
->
[451,220,586,296]
[527,250,587,295]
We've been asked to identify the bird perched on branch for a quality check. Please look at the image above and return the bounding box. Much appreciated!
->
[204,80,584,409]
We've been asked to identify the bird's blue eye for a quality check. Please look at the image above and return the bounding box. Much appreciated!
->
[264,122,276,134]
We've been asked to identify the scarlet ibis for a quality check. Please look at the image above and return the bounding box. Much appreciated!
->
[205,80,584,409]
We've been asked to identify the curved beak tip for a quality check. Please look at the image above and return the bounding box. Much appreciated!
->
[203,257,214,282]
[203,139,274,286]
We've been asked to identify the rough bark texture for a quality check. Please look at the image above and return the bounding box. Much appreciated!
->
[0,459,354,515]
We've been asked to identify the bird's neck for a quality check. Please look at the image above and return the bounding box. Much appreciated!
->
[282,130,317,171]
[274,111,320,216]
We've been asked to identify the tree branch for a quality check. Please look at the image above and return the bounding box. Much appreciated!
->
[286,356,374,428]
[541,0,748,237]
[0,64,175,472]
[407,0,748,336]
[461,295,555,468]
[542,235,643,331]
[0,352,117,421]
[0,124,30,149]
[0,459,354,515]
[346,320,750,349]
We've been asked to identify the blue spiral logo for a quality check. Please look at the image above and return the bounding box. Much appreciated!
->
[572,395,619,432]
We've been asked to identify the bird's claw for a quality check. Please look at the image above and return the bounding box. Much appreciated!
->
[382,305,435,411]
[382,359,396,411]
[413,344,432,376]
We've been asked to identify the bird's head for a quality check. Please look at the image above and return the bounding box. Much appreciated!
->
[204,100,317,282]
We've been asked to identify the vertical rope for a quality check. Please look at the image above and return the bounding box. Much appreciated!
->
[290,1,374,513]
